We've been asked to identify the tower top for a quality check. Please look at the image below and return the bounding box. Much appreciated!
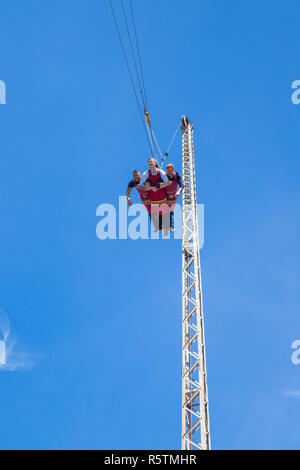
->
[181,115,193,132]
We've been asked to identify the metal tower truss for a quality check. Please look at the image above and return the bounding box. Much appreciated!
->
[181,116,211,450]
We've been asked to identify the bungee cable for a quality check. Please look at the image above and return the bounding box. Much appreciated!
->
[109,0,180,168]
[108,0,154,157]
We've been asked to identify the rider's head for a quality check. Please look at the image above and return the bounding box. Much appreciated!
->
[133,170,141,183]
[166,163,175,177]
[148,157,157,169]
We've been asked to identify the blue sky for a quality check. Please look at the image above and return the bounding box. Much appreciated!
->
[0,0,299,450]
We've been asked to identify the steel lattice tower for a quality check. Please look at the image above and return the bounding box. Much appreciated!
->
[181,116,211,450]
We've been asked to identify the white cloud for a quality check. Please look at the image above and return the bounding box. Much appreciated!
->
[0,308,35,372]
[281,390,300,398]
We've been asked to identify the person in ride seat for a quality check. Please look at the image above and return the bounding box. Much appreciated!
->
[126,170,151,213]
[139,157,171,232]
[164,163,184,233]
[126,169,162,231]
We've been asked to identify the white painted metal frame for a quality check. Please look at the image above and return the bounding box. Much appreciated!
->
[181,116,210,450]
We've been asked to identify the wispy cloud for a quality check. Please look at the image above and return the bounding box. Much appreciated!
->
[281,390,300,398]
[0,308,35,372]
[0,308,10,341]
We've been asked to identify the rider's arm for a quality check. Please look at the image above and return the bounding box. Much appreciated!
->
[155,170,171,189]
[126,182,134,206]
[138,171,148,186]
[176,172,184,196]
